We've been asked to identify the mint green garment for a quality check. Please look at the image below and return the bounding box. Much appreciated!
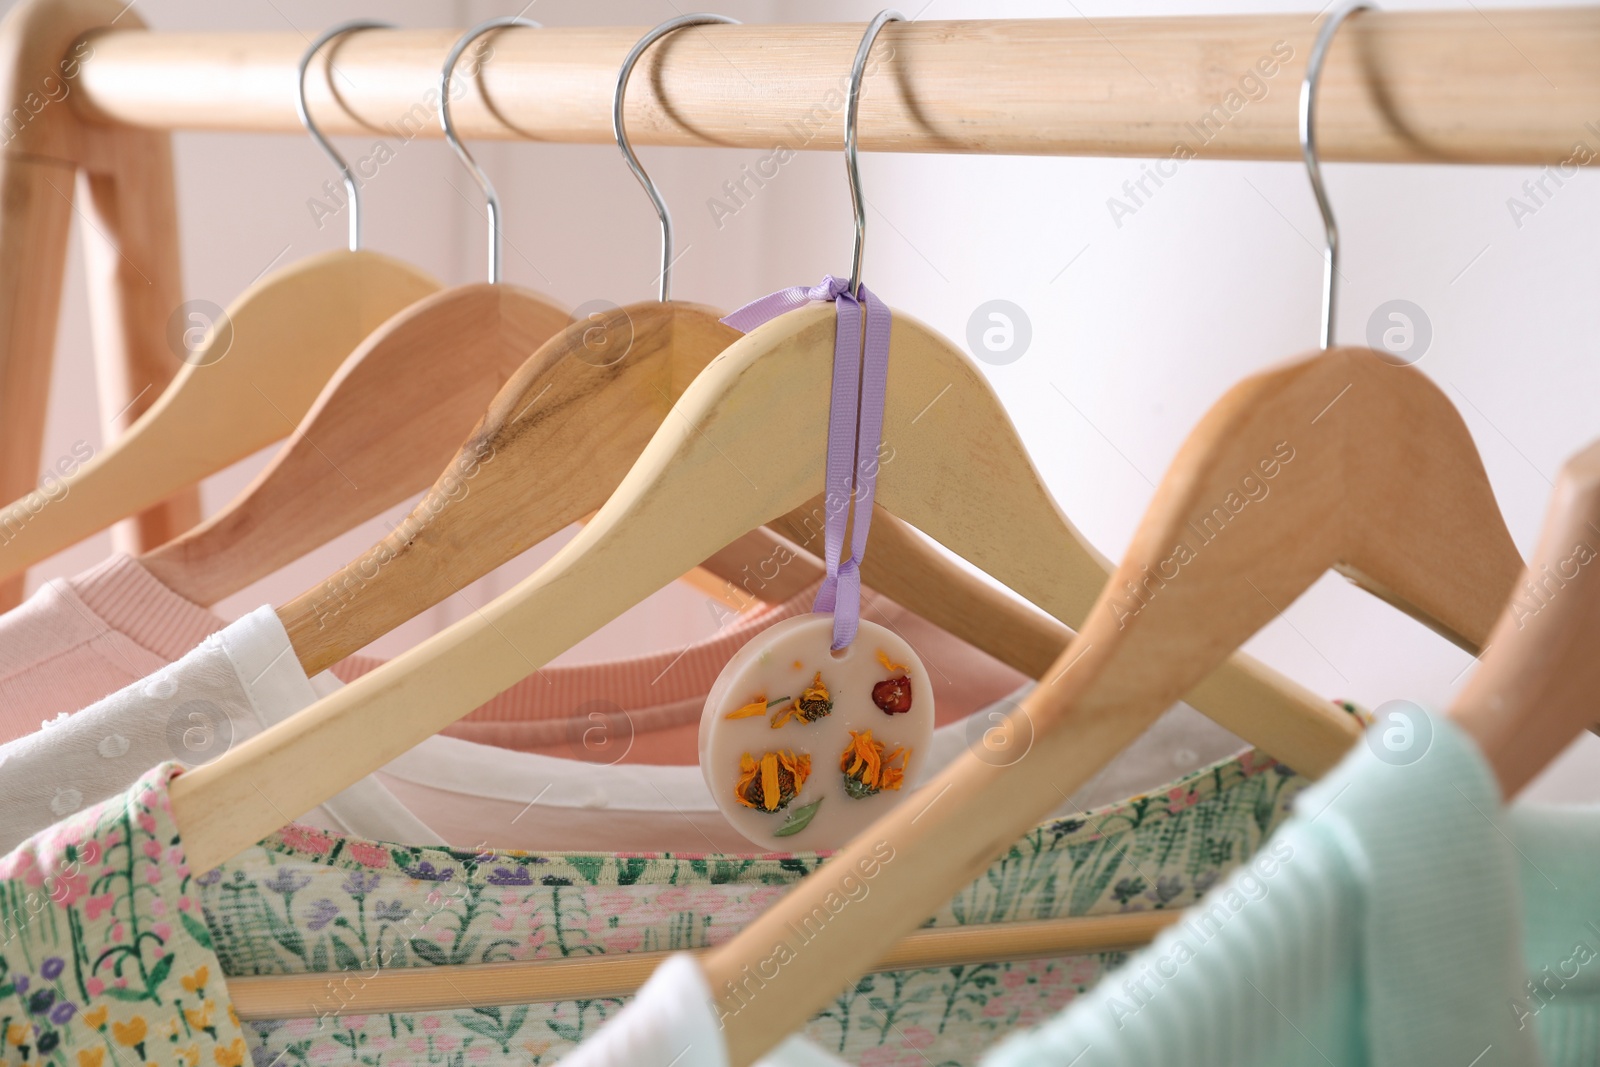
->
[1507,805,1600,1055]
[984,713,1576,1067]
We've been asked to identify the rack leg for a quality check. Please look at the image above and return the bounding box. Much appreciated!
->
[78,130,198,556]
[0,155,74,609]
[0,0,196,609]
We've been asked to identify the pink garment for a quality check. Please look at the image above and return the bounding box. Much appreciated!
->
[338,582,1028,764]
[0,556,1028,763]
[0,554,220,742]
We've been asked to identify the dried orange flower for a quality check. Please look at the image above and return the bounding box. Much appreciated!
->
[877,649,907,673]
[735,749,812,812]
[727,694,789,720]
[840,730,910,799]
[771,671,833,728]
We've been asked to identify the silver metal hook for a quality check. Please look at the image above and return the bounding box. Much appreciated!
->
[1300,0,1371,349]
[846,10,903,297]
[615,14,740,303]
[297,20,394,253]
[440,16,541,285]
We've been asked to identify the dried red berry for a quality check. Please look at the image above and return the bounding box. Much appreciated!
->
[872,675,912,715]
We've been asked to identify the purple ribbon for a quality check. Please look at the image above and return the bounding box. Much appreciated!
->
[722,275,891,650]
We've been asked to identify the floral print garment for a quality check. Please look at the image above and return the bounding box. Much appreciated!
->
[0,712,1351,1067]
[0,765,249,1067]
[219,738,1330,1067]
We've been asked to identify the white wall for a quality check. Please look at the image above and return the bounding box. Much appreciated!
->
[17,0,1600,798]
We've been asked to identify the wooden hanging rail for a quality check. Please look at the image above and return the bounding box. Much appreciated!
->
[66,9,1600,165]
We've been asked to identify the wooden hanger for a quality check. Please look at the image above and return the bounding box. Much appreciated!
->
[695,334,1523,1061]
[227,911,1177,1019]
[138,279,565,605]
[270,296,1063,676]
[269,300,773,673]
[0,21,443,586]
[1451,436,1600,798]
[0,246,437,585]
[270,14,1065,681]
[136,21,572,606]
[168,12,1365,879]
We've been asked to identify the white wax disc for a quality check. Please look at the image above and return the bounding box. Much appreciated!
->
[699,613,934,850]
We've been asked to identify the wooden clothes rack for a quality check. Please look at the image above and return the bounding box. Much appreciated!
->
[0,0,1590,1022]
[0,2,1591,591]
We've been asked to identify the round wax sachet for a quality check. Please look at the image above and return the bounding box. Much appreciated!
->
[699,613,934,849]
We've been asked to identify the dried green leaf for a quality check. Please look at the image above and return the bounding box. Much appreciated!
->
[773,797,824,838]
